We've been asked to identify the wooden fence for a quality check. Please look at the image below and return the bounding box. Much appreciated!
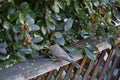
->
[0,41,120,80]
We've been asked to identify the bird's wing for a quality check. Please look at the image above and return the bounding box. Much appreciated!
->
[58,55,80,68]
[57,54,72,62]
[66,53,73,58]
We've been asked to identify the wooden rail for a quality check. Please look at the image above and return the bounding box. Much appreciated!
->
[28,43,119,80]
[0,46,83,80]
[0,41,113,80]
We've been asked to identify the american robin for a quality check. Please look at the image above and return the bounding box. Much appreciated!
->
[49,40,80,69]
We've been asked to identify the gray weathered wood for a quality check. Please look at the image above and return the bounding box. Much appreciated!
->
[0,47,83,80]
[0,42,111,80]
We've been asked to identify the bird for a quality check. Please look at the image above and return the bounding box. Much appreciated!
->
[49,40,80,69]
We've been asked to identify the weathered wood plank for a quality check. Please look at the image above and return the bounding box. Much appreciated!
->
[0,47,83,80]
[0,41,111,80]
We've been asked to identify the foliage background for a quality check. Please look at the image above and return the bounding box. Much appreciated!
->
[0,0,120,69]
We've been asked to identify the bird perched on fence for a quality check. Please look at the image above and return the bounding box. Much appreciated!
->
[49,40,80,69]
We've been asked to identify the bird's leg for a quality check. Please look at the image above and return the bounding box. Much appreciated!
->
[50,55,59,61]
[52,58,59,61]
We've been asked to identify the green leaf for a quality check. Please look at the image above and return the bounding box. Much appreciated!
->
[30,24,40,31]
[32,37,43,43]
[8,8,15,15]
[34,3,40,13]
[19,13,25,24]
[16,19,21,25]
[0,55,10,61]
[112,9,120,19]
[3,21,10,30]
[114,47,120,56]
[32,44,44,50]
[87,44,98,51]
[8,11,19,21]
[74,1,80,14]
[26,10,36,18]
[0,43,7,48]
[0,19,2,24]
[0,42,7,54]
[37,20,44,27]
[79,10,86,19]
[107,37,115,46]
[57,38,65,45]
[0,48,7,54]
[41,26,47,35]
[83,47,97,60]
[53,1,60,13]
[66,0,71,6]
[13,26,19,33]
[25,15,34,25]
[20,48,32,54]
[16,52,27,61]
[107,24,116,36]
[6,31,13,41]
[86,2,93,14]
[55,32,62,38]
[46,19,55,30]
[64,46,75,53]
[51,13,61,21]
[93,1,99,7]
[14,33,19,42]
[64,18,73,31]
[20,2,28,12]
[57,1,65,10]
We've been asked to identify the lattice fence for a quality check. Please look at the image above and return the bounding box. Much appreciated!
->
[30,48,120,80]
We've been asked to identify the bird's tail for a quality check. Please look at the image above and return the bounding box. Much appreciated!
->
[60,56,80,69]
[70,60,80,69]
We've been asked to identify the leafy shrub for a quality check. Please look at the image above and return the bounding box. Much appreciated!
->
[0,0,120,68]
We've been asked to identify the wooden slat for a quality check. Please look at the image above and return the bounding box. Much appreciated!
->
[64,64,74,80]
[98,49,115,80]
[73,57,87,80]
[55,65,68,80]
[37,74,46,80]
[55,68,64,80]
[83,60,94,80]
[114,71,120,80]
[53,70,57,76]
[107,55,119,80]
[46,71,53,80]
[90,50,107,80]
